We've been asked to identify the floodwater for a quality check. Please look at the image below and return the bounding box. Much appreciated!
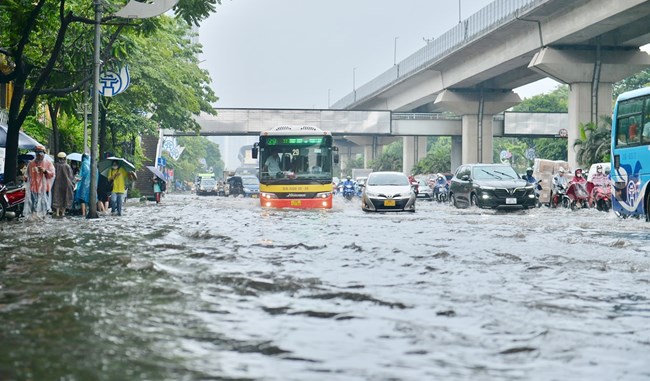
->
[1,194,649,381]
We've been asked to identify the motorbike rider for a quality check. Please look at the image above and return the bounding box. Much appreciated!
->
[341,176,356,198]
[591,165,609,188]
[433,174,448,195]
[590,164,611,210]
[522,167,542,189]
[522,167,542,200]
[571,168,587,184]
[551,167,568,207]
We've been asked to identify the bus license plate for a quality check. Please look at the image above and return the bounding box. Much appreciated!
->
[291,200,302,206]
[506,198,517,205]
[384,200,396,206]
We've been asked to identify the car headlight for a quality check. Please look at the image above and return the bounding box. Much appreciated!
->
[364,191,379,197]
[480,186,495,190]
[243,187,251,192]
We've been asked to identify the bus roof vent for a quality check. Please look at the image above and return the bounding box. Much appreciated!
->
[271,125,320,132]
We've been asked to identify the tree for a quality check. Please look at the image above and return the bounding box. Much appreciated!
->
[412,137,451,174]
[370,140,402,171]
[613,68,650,99]
[163,136,224,183]
[0,0,220,183]
[573,116,612,167]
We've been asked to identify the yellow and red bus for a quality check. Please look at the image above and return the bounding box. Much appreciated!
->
[253,125,338,209]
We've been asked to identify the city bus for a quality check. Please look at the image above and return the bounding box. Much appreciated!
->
[252,125,338,208]
[610,87,650,220]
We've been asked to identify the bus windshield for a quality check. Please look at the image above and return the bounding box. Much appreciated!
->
[259,135,333,182]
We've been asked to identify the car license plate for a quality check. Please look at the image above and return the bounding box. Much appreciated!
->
[290,200,302,206]
[252,194,258,198]
[506,197,517,205]
[384,200,396,206]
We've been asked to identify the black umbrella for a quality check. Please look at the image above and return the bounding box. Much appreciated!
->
[0,124,42,149]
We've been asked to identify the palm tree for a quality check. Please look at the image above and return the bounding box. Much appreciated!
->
[573,115,612,168]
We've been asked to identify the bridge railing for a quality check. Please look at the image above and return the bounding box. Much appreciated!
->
[332,0,547,109]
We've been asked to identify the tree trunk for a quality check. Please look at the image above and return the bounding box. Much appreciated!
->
[48,102,61,154]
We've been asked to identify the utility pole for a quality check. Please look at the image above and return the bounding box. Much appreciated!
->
[88,0,102,219]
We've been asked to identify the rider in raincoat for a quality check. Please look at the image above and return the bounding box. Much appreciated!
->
[25,145,55,218]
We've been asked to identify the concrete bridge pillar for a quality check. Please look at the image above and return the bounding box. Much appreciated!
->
[451,136,462,173]
[403,136,428,174]
[435,89,520,164]
[529,47,650,169]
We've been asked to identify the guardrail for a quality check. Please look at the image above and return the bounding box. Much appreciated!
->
[332,0,548,109]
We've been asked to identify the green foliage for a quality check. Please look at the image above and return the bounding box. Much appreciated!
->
[369,140,403,172]
[342,155,364,177]
[613,69,650,99]
[512,85,568,112]
[0,0,221,182]
[163,136,224,182]
[412,137,451,174]
[573,116,612,167]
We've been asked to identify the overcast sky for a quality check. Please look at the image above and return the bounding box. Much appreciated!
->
[197,0,560,110]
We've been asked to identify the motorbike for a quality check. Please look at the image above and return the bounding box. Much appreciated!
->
[342,183,356,201]
[587,182,611,212]
[551,184,570,208]
[433,183,448,202]
[0,182,26,220]
[565,181,590,210]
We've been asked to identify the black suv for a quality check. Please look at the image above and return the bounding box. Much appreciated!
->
[449,164,536,209]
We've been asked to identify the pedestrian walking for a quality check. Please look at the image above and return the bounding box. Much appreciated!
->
[25,145,55,219]
[74,154,92,217]
[108,160,136,216]
[51,152,75,217]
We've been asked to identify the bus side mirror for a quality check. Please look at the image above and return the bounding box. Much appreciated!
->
[333,146,339,164]
[252,143,258,159]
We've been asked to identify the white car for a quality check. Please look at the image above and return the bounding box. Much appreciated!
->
[416,179,433,200]
[361,171,416,212]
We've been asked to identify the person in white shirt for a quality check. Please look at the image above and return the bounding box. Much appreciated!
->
[264,147,282,177]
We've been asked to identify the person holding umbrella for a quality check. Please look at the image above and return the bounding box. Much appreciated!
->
[108,159,136,216]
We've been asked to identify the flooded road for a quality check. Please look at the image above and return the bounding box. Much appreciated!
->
[1,194,649,380]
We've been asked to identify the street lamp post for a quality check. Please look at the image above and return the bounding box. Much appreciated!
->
[353,67,356,91]
[394,36,399,66]
[328,88,331,108]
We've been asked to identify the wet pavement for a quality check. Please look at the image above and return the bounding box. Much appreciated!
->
[1,194,649,380]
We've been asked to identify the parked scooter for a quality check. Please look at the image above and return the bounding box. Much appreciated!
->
[0,182,26,220]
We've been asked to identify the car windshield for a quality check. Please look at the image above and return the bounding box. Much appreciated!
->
[472,166,518,180]
[242,177,259,186]
[367,173,409,186]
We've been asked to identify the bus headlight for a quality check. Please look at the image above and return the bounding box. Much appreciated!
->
[315,192,331,198]
[261,192,277,199]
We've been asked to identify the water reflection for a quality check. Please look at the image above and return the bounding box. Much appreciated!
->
[1,194,649,380]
